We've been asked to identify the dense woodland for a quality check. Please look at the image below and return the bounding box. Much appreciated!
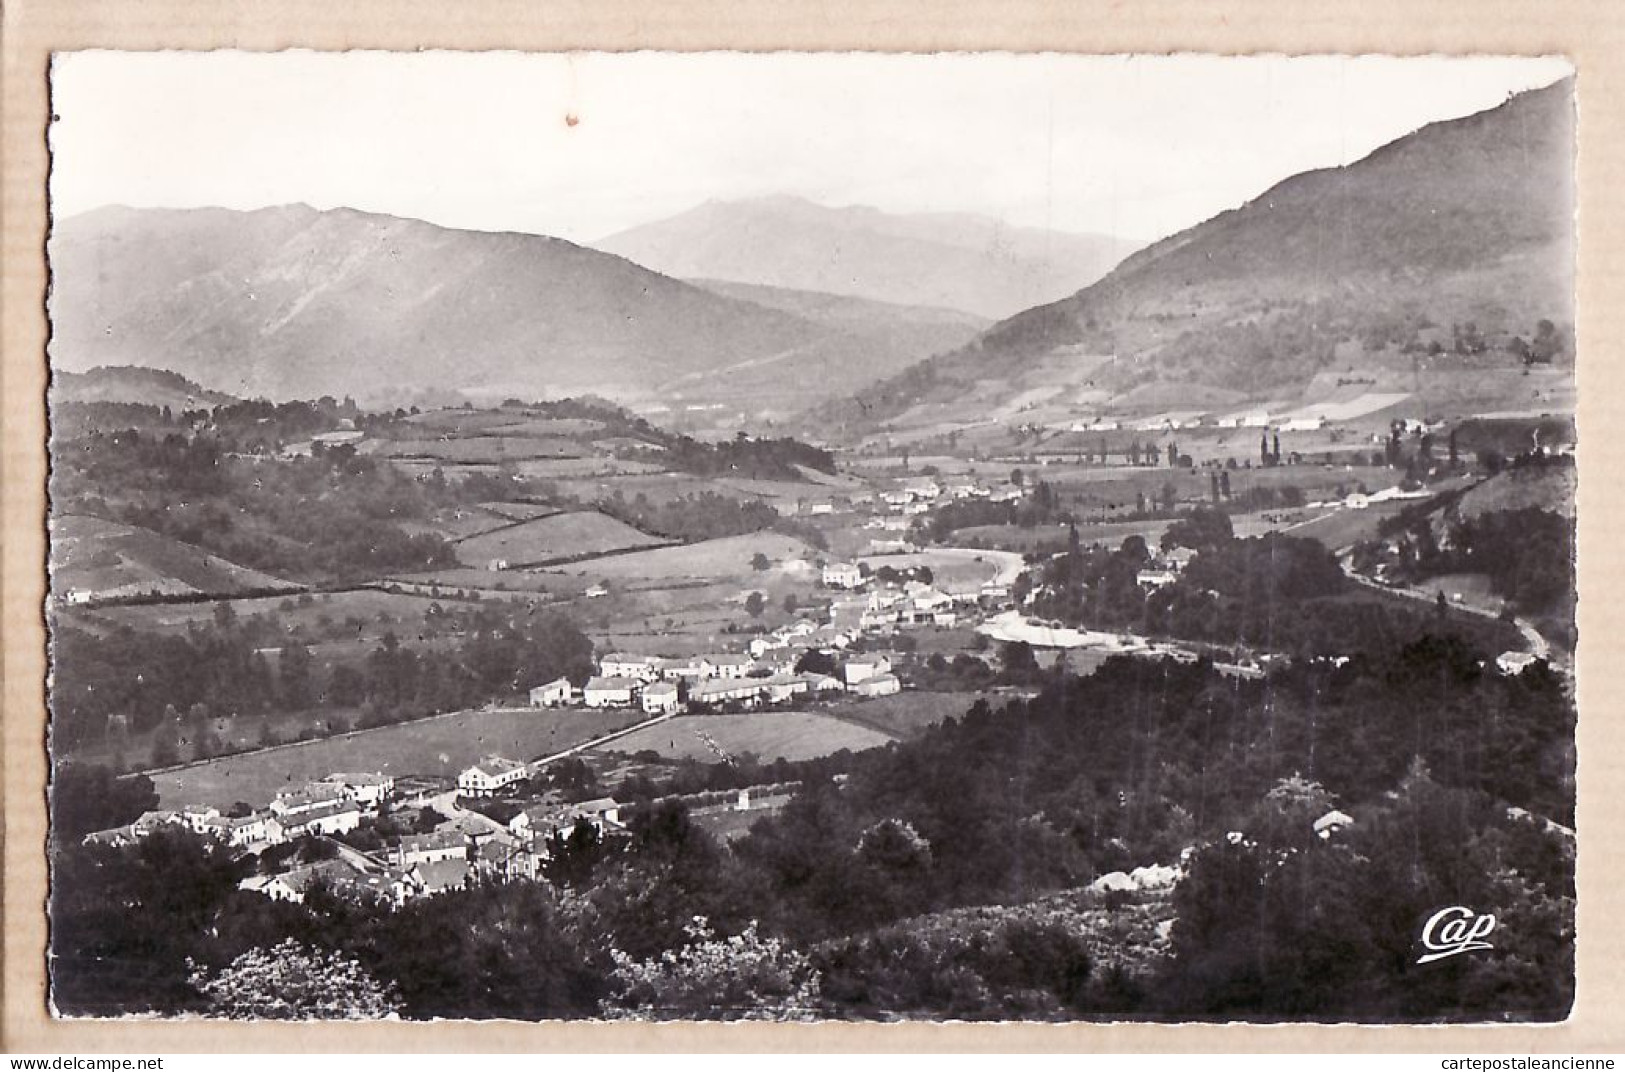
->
[51,605,595,767]
[1022,510,1520,659]
[52,641,1574,1021]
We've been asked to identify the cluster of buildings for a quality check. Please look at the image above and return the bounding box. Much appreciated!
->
[532,556,1004,716]
[84,752,644,908]
[84,771,396,852]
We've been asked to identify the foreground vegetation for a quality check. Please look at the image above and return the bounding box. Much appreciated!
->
[53,635,1574,1022]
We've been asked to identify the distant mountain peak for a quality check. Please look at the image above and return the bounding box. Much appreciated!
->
[596,197,1142,320]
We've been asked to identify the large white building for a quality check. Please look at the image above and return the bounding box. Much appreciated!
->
[457,755,530,797]
[584,675,640,707]
[823,562,864,589]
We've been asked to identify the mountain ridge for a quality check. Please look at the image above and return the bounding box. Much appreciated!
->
[815,78,1575,438]
[594,195,1143,319]
[48,203,979,418]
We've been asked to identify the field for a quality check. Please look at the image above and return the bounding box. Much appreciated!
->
[147,706,645,809]
[596,712,894,763]
[855,548,1018,592]
[50,514,298,602]
[1457,466,1574,520]
[816,691,979,739]
[399,409,606,438]
[363,436,584,464]
[542,532,819,583]
[80,588,448,641]
[1284,502,1416,550]
[453,510,668,567]
[383,568,590,598]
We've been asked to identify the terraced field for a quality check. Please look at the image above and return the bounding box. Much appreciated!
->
[453,511,668,567]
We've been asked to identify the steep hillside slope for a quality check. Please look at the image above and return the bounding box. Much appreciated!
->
[51,366,237,410]
[596,196,1142,319]
[47,204,941,414]
[49,514,298,603]
[821,80,1575,438]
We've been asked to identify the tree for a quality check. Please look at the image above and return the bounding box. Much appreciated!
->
[602,917,821,1021]
[189,939,401,1019]
[1261,432,1271,467]
[1220,470,1232,499]
[782,593,800,615]
[744,591,766,618]
[795,649,838,676]
[999,640,1038,678]
[50,764,159,842]
[751,552,771,572]
[1010,468,1025,487]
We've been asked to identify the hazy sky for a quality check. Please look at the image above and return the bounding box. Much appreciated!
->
[49,51,1571,245]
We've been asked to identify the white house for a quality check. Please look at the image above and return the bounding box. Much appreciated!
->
[1313,809,1355,840]
[601,653,660,681]
[270,781,349,818]
[457,755,530,797]
[691,678,767,707]
[529,677,572,707]
[199,812,271,848]
[1497,651,1543,676]
[179,803,221,834]
[321,772,395,809]
[706,654,754,680]
[842,654,893,686]
[584,675,639,708]
[851,672,902,698]
[823,562,864,589]
[1136,568,1179,589]
[510,797,624,840]
[395,828,469,867]
[642,680,682,715]
[760,675,810,704]
[656,655,710,680]
[279,800,364,838]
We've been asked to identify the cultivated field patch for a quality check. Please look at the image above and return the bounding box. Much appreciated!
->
[453,510,668,567]
[596,711,894,763]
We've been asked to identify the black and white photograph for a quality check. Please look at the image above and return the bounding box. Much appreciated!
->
[41,50,1578,1024]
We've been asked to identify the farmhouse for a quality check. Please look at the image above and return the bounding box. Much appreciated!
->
[278,800,364,838]
[457,755,530,796]
[584,675,640,708]
[823,562,864,589]
[656,655,710,680]
[180,803,222,834]
[529,677,572,707]
[851,672,902,698]
[760,674,810,704]
[510,797,624,840]
[199,812,272,848]
[1497,651,1543,676]
[395,828,469,867]
[705,654,754,680]
[601,653,661,681]
[642,680,682,715]
[691,678,768,707]
[414,858,473,897]
[799,672,844,694]
[842,654,893,686]
[270,780,349,818]
[322,772,394,809]
[239,860,410,906]
[1136,568,1179,589]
